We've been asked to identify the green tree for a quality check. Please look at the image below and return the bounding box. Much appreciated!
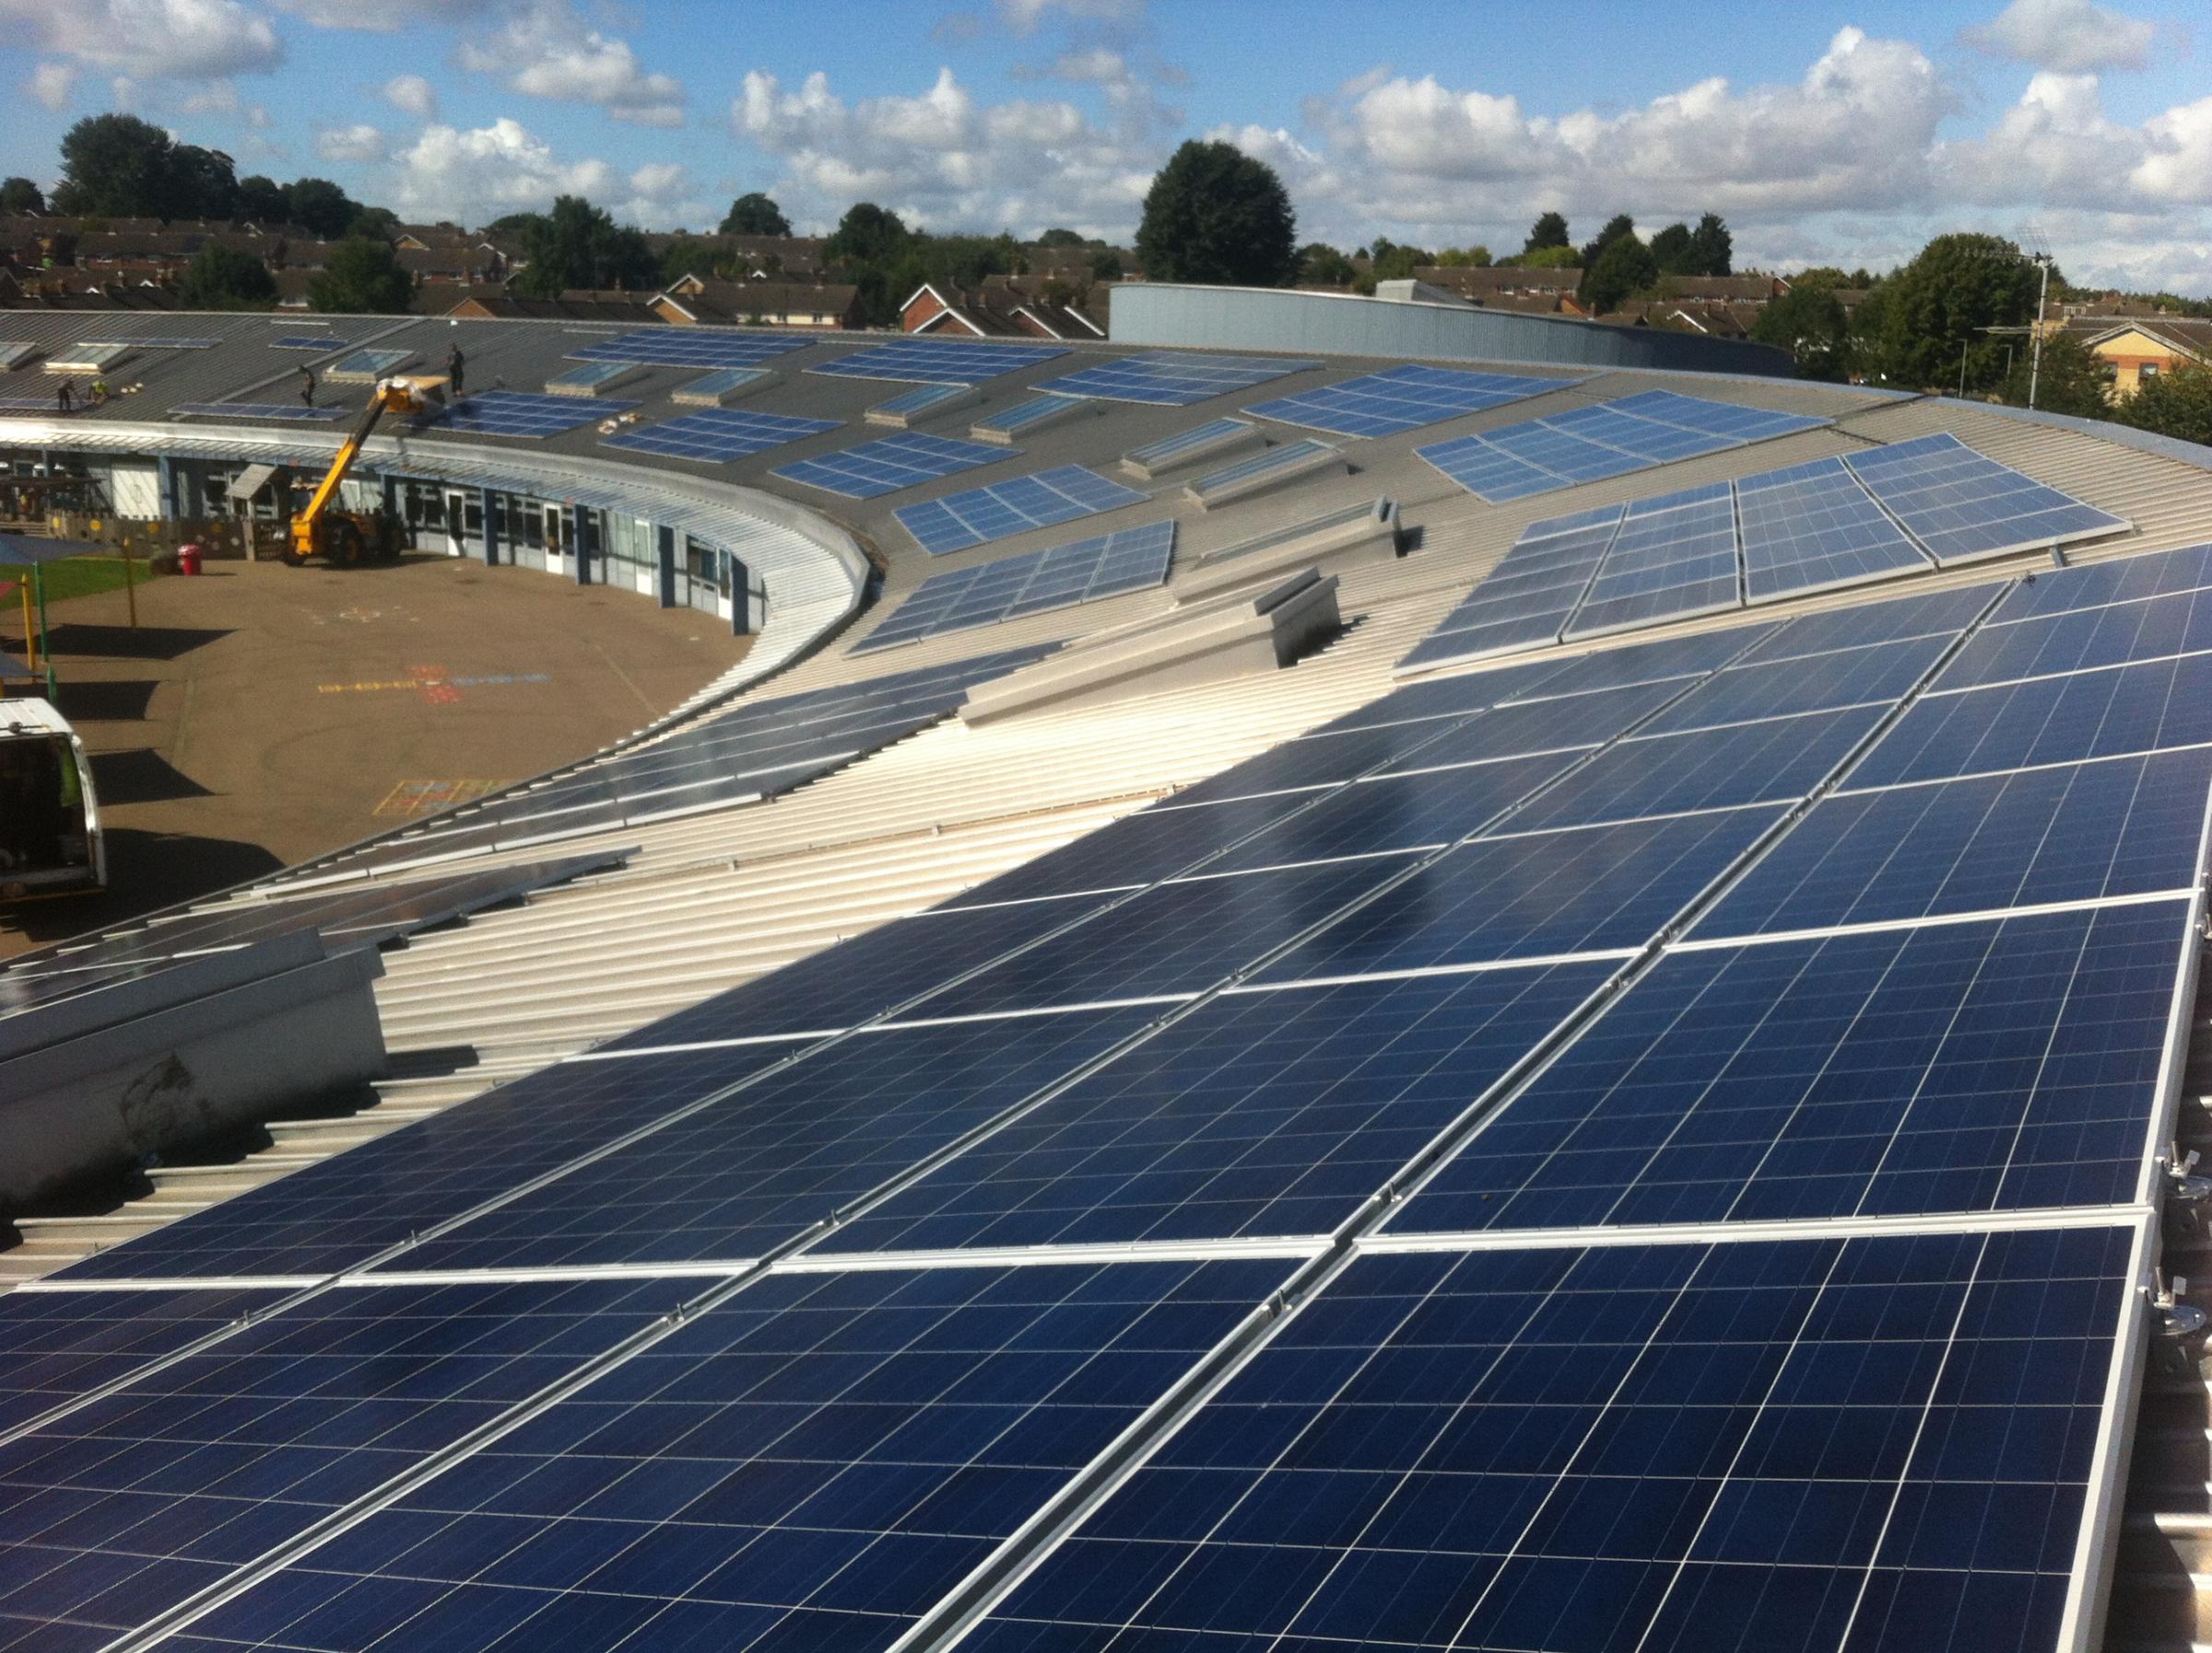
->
[825,201,912,266]
[1135,139,1297,287]
[1750,279,1851,381]
[719,192,791,236]
[511,195,660,296]
[307,236,414,313]
[1999,331,2112,419]
[1516,244,1578,270]
[236,174,288,224]
[282,178,361,239]
[1435,245,1491,267]
[1581,233,1658,314]
[1367,237,1432,283]
[1298,242,1355,285]
[1649,222,1694,276]
[1,177,45,216]
[1523,210,1569,254]
[2122,363,2212,445]
[175,243,277,310]
[1578,212,1636,269]
[1035,227,1086,247]
[658,234,721,284]
[1869,232,2039,391]
[349,206,399,241]
[1088,250,1124,281]
[1687,211,1732,277]
[487,211,547,238]
[51,114,238,218]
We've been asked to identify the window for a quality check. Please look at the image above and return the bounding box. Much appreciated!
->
[2140,362,2161,380]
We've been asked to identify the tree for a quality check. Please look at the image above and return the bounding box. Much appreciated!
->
[1,178,45,216]
[1298,242,1354,286]
[1135,139,1297,287]
[1581,233,1658,314]
[283,178,361,240]
[349,205,399,241]
[308,236,414,313]
[1999,331,2112,419]
[1523,210,1569,254]
[826,201,912,266]
[2122,363,2212,446]
[487,211,547,238]
[1088,250,1124,281]
[1367,237,1432,283]
[719,192,791,236]
[1751,279,1851,381]
[511,195,660,296]
[1435,245,1491,267]
[175,243,277,310]
[1516,244,1578,270]
[1649,223,1694,276]
[1868,232,2040,391]
[52,114,237,219]
[1578,212,1635,269]
[658,233,721,284]
[236,175,288,225]
[1687,211,1732,277]
[1036,227,1086,247]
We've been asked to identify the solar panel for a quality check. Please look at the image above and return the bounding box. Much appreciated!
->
[1396,516,1618,671]
[965,1224,2135,1653]
[1243,363,1562,437]
[1847,431,2129,565]
[1986,539,2212,622]
[325,348,413,381]
[1736,455,1930,602]
[670,365,772,406]
[771,431,1009,499]
[1393,900,2185,1231]
[1933,581,2212,691]
[1739,583,2000,663]
[1185,438,1343,507]
[1035,351,1317,405]
[1639,633,1952,735]
[601,406,840,464]
[1121,416,1262,478]
[1419,392,1828,502]
[869,380,974,422]
[416,389,636,438]
[854,521,1175,653]
[809,338,1068,383]
[567,330,814,369]
[1564,482,1742,638]
[173,402,348,421]
[895,465,1145,555]
[971,392,1090,441]
[0,1282,288,1433]
[107,335,218,349]
[269,335,354,350]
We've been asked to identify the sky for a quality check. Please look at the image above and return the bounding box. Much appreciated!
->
[1,0,2207,293]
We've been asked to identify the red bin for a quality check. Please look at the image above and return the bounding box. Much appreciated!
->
[177,544,202,575]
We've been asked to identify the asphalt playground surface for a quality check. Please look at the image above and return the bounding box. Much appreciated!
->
[0,549,750,956]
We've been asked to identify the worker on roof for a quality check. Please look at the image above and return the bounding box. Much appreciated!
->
[445,343,465,398]
[298,364,315,408]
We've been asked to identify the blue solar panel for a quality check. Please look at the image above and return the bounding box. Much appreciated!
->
[567,330,815,369]
[1506,625,1783,700]
[817,961,1615,1254]
[1988,541,2212,622]
[0,1273,696,1644]
[601,407,840,463]
[1186,438,1341,502]
[771,431,1009,499]
[1739,584,1998,663]
[1367,679,1688,773]
[1850,651,2212,788]
[855,521,1175,653]
[1035,353,1317,405]
[180,1259,1291,1653]
[965,1225,2133,1653]
[417,389,637,438]
[173,402,348,421]
[1243,364,1562,437]
[1736,455,1931,601]
[810,339,1068,383]
[971,393,1089,437]
[1565,483,1742,638]
[1639,633,1951,735]
[382,1005,1158,1273]
[895,465,1146,555]
[873,380,972,419]
[1122,416,1259,474]
[1935,582,2212,691]
[0,1284,287,1434]
[1394,899,2185,1231]
[1202,754,1582,871]
[1847,432,2129,565]
[1163,714,1509,809]
[1254,805,1784,982]
[1419,393,1828,502]
[1698,747,2212,939]
[269,336,354,350]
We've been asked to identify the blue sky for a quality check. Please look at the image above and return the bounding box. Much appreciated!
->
[2,0,2206,291]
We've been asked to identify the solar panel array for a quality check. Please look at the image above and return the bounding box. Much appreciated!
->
[1244,362,1564,437]
[600,406,840,464]
[414,389,639,439]
[268,645,1056,878]
[808,338,1069,383]
[567,330,816,369]
[853,521,1176,655]
[1032,351,1319,406]
[1403,436,2127,669]
[24,542,2202,1653]
[895,464,1147,555]
[173,402,349,422]
[1419,387,1830,501]
[269,336,354,351]
[771,431,1009,499]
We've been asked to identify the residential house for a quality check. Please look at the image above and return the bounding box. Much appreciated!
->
[653,276,864,329]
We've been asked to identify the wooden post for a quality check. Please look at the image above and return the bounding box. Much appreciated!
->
[123,547,136,629]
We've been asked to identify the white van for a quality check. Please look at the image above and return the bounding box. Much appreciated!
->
[0,698,103,899]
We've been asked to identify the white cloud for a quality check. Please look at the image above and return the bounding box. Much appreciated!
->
[315,123,386,162]
[2135,97,2212,205]
[29,62,76,110]
[0,0,282,80]
[382,73,436,119]
[270,0,497,25]
[1963,0,2159,73]
[384,115,618,222]
[457,1,685,127]
[1938,72,2144,206]
[994,0,1144,35]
